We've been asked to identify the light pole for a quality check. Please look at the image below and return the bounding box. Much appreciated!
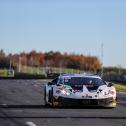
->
[9,59,12,70]
[101,43,104,77]
[18,56,21,72]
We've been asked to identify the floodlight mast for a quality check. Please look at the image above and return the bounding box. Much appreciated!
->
[101,43,104,78]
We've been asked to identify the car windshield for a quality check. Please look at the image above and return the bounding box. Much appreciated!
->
[63,77,106,87]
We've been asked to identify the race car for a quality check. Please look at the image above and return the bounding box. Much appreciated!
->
[44,74,117,108]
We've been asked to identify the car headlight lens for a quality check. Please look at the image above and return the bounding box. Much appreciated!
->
[61,89,70,95]
[103,90,115,96]
[103,91,109,95]
[61,89,66,94]
[109,90,115,95]
[56,89,70,95]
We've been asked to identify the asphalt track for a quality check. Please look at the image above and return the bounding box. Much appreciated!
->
[0,80,126,126]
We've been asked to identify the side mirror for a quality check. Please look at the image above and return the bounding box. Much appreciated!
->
[108,82,114,87]
[48,82,53,85]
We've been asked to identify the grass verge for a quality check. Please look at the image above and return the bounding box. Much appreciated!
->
[0,69,7,77]
[114,83,126,92]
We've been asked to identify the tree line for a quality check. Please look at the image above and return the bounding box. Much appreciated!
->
[0,49,101,71]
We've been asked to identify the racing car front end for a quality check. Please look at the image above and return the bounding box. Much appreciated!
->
[51,77,117,108]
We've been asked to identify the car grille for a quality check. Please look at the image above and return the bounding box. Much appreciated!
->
[57,97,114,106]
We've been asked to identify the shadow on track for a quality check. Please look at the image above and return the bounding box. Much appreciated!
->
[0,104,46,109]
[0,104,115,109]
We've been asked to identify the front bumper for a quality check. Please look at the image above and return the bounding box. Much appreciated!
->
[54,97,116,107]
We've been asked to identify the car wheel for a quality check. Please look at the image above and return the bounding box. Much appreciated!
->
[50,88,59,107]
[50,88,54,106]
[116,97,118,101]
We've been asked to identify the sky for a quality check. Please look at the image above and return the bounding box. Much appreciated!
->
[0,0,126,68]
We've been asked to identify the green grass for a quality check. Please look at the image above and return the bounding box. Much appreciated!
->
[114,83,126,92]
[0,69,15,77]
[0,69,8,77]
[21,66,92,75]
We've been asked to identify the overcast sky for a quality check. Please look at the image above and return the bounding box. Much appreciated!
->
[0,0,126,67]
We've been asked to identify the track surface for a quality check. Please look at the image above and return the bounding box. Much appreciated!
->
[0,80,126,126]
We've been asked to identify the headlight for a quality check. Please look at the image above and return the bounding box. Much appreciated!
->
[61,89,66,94]
[103,90,115,96]
[61,90,70,95]
[109,90,115,95]
[103,91,109,95]
[56,89,70,95]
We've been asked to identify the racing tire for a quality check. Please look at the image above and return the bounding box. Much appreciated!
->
[116,97,118,102]
[50,88,54,107]
[50,88,59,107]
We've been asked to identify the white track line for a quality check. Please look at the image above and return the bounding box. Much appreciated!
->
[1,104,7,106]
[25,122,37,126]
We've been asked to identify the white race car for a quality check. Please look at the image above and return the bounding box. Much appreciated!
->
[44,74,117,108]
